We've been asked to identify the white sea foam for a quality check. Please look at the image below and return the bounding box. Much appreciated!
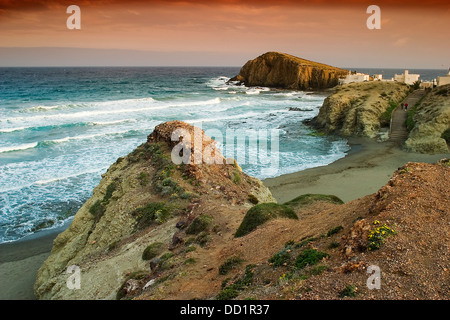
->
[0,126,29,133]
[0,142,38,153]
[91,119,136,126]
[48,130,133,144]
[34,167,108,186]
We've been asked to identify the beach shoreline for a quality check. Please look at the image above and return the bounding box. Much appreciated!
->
[0,138,448,300]
[0,224,68,300]
[264,137,449,203]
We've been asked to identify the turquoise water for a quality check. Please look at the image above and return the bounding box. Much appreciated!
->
[0,67,352,243]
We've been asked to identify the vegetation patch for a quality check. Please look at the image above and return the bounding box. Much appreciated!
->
[268,244,293,268]
[327,225,343,237]
[138,172,150,186]
[339,284,357,298]
[89,180,119,221]
[142,242,164,261]
[368,221,396,251]
[158,252,175,270]
[132,202,172,231]
[235,203,298,238]
[247,194,259,205]
[103,182,117,205]
[89,200,106,221]
[283,194,344,210]
[194,231,210,247]
[231,170,242,184]
[186,215,213,235]
[216,264,256,300]
[294,237,318,249]
[294,249,329,270]
[379,100,398,126]
[219,256,244,275]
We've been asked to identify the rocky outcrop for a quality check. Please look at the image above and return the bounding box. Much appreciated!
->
[309,81,410,138]
[34,121,275,300]
[229,52,348,90]
[405,84,450,154]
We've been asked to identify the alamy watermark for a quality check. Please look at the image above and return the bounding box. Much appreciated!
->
[367,5,381,30]
[66,5,81,30]
[170,125,280,176]
[367,265,381,290]
[66,265,81,290]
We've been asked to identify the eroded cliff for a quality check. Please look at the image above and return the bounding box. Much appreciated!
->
[229,52,348,90]
[309,81,411,138]
[405,84,450,154]
[34,121,275,300]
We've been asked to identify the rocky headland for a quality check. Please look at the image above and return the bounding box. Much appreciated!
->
[405,84,450,154]
[33,121,450,300]
[229,52,348,90]
[308,81,411,139]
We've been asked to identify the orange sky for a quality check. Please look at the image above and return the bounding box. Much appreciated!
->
[0,0,449,67]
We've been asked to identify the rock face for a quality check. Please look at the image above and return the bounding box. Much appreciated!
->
[229,52,348,90]
[309,81,410,138]
[405,84,450,154]
[34,121,275,300]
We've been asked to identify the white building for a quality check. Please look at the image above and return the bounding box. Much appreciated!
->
[339,72,370,84]
[373,74,383,81]
[394,70,420,85]
[437,69,450,86]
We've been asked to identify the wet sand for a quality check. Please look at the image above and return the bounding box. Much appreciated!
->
[0,225,68,300]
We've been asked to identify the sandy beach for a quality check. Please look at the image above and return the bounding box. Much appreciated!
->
[0,138,448,300]
[264,137,449,204]
[0,225,68,300]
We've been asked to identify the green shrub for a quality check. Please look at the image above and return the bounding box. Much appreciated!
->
[195,231,210,247]
[268,245,292,267]
[216,287,240,300]
[411,80,421,90]
[247,194,259,205]
[283,194,344,209]
[138,172,149,186]
[89,181,119,221]
[231,170,242,184]
[103,182,117,205]
[294,237,318,249]
[294,249,329,270]
[219,256,244,275]
[142,242,164,261]
[328,241,340,249]
[186,215,213,235]
[327,225,343,237]
[380,100,398,126]
[184,258,196,265]
[89,200,105,220]
[339,285,357,298]
[235,203,298,238]
[216,264,256,300]
[132,202,171,231]
[158,252,175,270]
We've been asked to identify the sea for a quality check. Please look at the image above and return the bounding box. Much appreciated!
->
[0,67,446,243]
